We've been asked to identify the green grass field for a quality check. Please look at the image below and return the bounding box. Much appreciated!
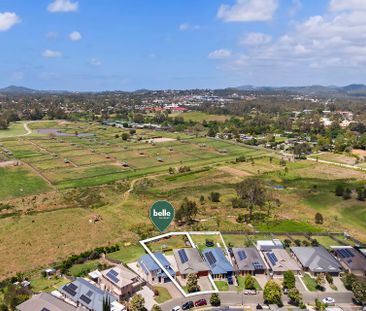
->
[215,280,229,291]
[0,166,51,199]
[153,286,172,303]
[0,122,27,138]
[302,274,318,292]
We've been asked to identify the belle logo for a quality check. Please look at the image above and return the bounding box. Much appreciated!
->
[153,209,171,217]
[149,201,175,232]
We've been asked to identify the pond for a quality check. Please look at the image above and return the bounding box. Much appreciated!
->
[37,128,95,137]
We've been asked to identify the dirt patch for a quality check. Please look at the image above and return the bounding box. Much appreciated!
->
[218,166,253,177]
[146,137,176,143]
[352,149,366,156]
[0,160,20,167]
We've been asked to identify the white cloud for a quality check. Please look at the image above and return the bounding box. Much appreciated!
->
[48,0,78,13]
[208,49,232,59]
[69,31,82,41]
[0,12,21,31]
[289,0,302,16]
[179,23,201,31]
[240,32,272,46]
[42,49,62,58]
[329,0,366,11]
[89,58,102,66]
[217,0,278,22]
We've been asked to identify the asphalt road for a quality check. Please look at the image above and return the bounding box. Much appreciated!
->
[161,291,355,311]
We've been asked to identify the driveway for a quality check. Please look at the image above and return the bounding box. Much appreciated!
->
[136,286,157,310]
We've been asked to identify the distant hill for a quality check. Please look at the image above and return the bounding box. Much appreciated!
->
[0,85,38,94]
[0,85,71,95]
[232,84,366,97]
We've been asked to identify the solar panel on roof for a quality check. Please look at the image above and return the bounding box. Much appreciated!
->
[68,283,77,291]
[252,261,263,270]
[178,249,189,264]
[80,294,92,305]
[206,251,217,265]
[345,249,354,257]
[106,271,120,284]
[86,290,93,297]
[62,285,77,297]
[238,250,247,261]
[267,253,277,266]
[109,269,119,276]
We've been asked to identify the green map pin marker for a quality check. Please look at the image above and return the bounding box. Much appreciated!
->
[149,200,175,232]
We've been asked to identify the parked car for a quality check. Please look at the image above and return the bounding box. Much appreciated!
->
[227,276,234,285]
[244,289,257,295]
[182,301,194,310]
[256,304,263,309]
[194,299,207,307]
[283,287,288,294]
[322,297,335,305]
[172,306,181,311]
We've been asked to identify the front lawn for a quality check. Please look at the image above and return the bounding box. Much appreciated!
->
[215,280,229,291]
[236,275,261,291]
[30,275,69,292]
[153,286,172,303]
[302,274,318,292]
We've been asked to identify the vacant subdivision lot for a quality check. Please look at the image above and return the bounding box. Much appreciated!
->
[0,120,365,280]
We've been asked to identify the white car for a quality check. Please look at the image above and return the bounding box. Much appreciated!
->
[172,306,181,311]
[322,297,335,305]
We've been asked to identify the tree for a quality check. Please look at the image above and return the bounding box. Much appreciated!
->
[151,305,162,311]
[0,304,8,311]
[325,273,333,285]
[121,132,130,141]
[263,280,282,306]
[288,288,302,306]
[209,192,220,202]
[352,280,366,305]
[356,187,366,201]
[283,271,296,289]
[343,188,352,200]
[168,167,175,174]
[335,184,344,196]
[244,273,255,290]
[0,118,9,130]
[234,177,269,220]
[103,296,111,311]
[316,273,326,290]
[210,293,221,306]
[175,198,198,224]
[186,273,200,293]
[199,195,205,204]
[129,294,145,311]
[341,272,357,290]
[314,213,323,224]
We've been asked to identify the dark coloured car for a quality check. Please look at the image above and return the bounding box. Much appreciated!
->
[227,276,233,285]
[256,304,263,309]
[182,301,194,310]
[194,299,207,307]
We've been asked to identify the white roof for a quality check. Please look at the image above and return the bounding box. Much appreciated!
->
[88,270,102,279]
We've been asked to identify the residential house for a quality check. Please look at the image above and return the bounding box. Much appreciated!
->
[264,249,301,276]
[332,246,366,276]
[231,247,267,275]
[173,248,209,278]
[99,265,144,300]
[291,247,341,276]
[16,293,78,311]
[59,277,121,311]
[137,252,176,284]
[202,248,233,279]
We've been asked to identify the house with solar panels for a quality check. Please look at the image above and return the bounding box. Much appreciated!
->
[99,265,145,300]
[173,248,210,278]
[59,277,122,311]
[291,247,341,276]
[202,248,234,279]
[331,246,366,276]
[137,252,176,284]
[231,248,267,275]
[16,293,78,311]
[264,249,301,276]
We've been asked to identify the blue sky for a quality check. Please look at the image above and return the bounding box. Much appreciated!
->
[0,0,365,91]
